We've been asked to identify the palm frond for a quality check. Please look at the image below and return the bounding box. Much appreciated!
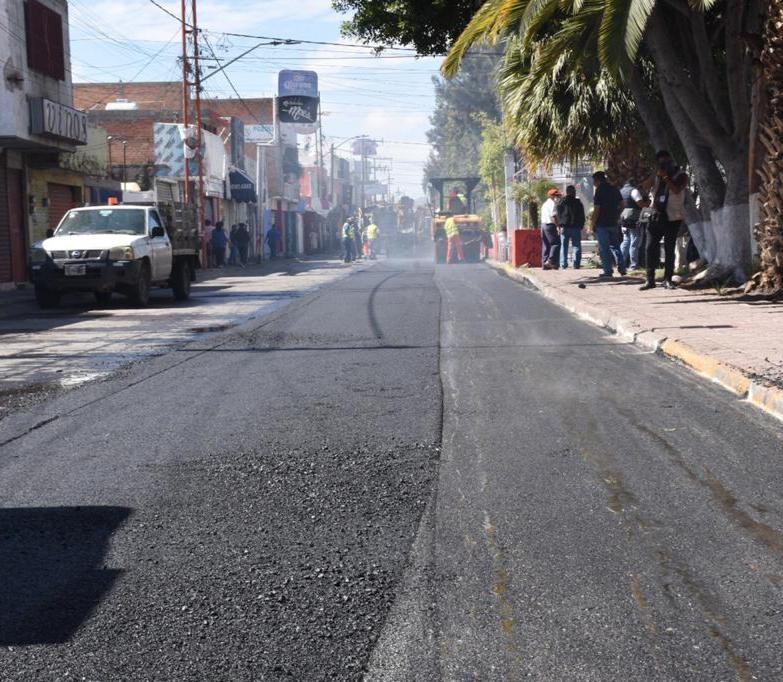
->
[442,0,507,77]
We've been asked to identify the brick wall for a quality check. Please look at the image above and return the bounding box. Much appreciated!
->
[74,82,183,111]
[86,110,180,166]
[203,98,273,125]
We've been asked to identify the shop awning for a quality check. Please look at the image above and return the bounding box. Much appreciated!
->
[228,169,257,203]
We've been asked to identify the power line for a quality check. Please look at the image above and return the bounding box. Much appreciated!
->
[200,33,262,123]
[145,0,502,57]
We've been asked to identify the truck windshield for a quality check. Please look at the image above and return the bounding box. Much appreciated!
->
[55,209,146,236]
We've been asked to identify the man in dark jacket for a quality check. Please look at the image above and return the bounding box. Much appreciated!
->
[591,171,626,278]
[234,223,250,266]
[210,222,228,267]
[265,224,280,259]
[557,185,586,269]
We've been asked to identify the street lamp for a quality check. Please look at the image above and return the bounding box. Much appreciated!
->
[121,140,128,186]
[107,135,114,179]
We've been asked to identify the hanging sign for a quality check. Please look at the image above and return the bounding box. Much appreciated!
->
[277,70,318,97]
[29,98,88,145]
[277,95,319,125]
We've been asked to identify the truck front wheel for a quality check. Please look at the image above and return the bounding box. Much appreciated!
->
[130,261,151,307]
[171,259,192,301]
[34,285,60,309]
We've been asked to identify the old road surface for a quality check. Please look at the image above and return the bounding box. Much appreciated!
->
[1,260,782,681]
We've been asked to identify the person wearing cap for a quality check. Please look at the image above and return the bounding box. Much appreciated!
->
[591,171,626,278]
[540,188,562,270]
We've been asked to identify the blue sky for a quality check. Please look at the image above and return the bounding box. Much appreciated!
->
[67,0,443,197]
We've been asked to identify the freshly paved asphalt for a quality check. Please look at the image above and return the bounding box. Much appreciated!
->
[1,259,782,680]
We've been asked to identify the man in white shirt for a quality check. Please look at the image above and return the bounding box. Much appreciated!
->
[540,188,562,269]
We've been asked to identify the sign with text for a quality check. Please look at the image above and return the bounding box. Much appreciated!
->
[228,169,257,203]
[245,124,275,143]
[277,70,318,97]
[351,138,377,156]
[277,96,319,125]
[29,98,88,145]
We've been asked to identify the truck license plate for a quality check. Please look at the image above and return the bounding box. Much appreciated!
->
[64,264,86,276]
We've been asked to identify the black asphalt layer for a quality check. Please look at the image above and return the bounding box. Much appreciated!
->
[423,264,783,681]
[3,260,783,681]
[0,262,441,681]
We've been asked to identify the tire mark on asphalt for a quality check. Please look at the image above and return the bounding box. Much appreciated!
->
[364,264,443,682]
[367,269,406,341]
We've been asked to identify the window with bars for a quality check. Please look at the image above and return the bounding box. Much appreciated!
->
[24,0,65,81]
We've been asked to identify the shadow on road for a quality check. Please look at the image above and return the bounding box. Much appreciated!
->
[0,505,131,645]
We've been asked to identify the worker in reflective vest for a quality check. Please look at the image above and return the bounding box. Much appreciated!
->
[366,222,380,260]
[445,216,464,264]
[342,219,356,263]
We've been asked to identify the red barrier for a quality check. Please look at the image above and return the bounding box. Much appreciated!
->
[511,229,542,268]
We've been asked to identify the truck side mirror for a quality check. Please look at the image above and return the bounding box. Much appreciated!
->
[151,226,165,238]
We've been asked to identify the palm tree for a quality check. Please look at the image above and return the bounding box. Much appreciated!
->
[747,0,783,294]
[442,0,762,285]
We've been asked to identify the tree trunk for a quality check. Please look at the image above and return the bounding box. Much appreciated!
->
[746,0,783,294]
[645,8,753,283]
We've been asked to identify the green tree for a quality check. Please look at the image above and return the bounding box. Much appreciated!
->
[444,0,763,284]
[477,114,508,231]
[424,53,501,203]
[333,0,481,55]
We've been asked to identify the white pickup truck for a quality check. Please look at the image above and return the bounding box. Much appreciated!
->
[29,203,201,308]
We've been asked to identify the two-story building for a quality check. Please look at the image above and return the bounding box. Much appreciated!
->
[0,0,89,285]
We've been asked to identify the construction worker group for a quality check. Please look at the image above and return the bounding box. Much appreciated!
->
[342,216,380,263]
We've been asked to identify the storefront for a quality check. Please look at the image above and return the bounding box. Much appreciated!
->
[223,168,258,254]
[27,165,84,241]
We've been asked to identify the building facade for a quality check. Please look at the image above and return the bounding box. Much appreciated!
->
[0,0,89,285]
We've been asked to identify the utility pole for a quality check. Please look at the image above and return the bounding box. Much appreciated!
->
[317,100,325,170]
[330,143,335,204]
[180,0,191,205]
[360,144,366,210]
[191,0,206,233]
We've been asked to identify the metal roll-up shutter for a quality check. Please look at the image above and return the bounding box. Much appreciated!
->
[156,180,176,204]
[48,183,78,230]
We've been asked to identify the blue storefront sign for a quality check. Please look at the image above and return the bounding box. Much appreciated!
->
[278,70,318,97]
[228,169,257,203]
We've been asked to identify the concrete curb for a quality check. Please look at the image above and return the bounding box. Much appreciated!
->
[490,260,783,424]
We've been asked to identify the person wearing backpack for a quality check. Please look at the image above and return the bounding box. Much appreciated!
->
[640,150,689,291]
[619,178,648,270]
[556,185,585,269]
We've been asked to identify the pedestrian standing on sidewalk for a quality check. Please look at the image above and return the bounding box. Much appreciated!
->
[591,172,626,278]
[342,218,356,263]
[266,224,280,259]
[619,178,648,270]
[366,220,380,260]
[640,150,689,291]
[227,225,239,266]
[211,222,228,268]
[445,215,465,263]
[203,219,214,267]
[556,185,585,269]
[234,223,250,266]
[540,188,561,269]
